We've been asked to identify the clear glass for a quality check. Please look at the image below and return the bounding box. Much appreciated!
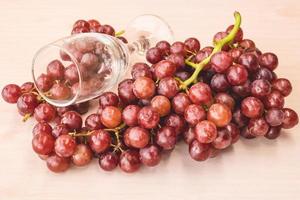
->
[32,15,173,107]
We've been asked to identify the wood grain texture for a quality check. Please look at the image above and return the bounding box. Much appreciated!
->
[0,0,300,199]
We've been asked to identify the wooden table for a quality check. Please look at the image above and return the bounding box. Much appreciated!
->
[0,0,299,199]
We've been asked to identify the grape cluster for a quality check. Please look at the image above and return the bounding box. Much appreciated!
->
[1,12,299,173]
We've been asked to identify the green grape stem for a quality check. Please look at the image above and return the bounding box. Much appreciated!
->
[181,11,242,90]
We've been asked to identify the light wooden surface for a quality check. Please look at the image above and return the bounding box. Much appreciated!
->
[0,0,300,199]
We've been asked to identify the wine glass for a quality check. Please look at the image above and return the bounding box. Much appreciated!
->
[32,14,173,107]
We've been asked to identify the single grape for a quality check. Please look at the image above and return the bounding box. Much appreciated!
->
[272,78,292,97]
[131,62,153,80]
[195,120,217,143]
[164,114,185,135]
[146,47,163,64]
[210,51,233,73]
[88,129,111,153]
[17,93,39,116]
[214,93,235,111]
[238,53,259,72]
[154,60,177,79]
[133,77,156,99]
[172,92,192,114]
[184,37,200,53]
[47,60,65,80]
[170,41,187,56]
[265,108,284,127]
[241,96,264,118]
[32,133,55,155]
[49,83,72,100]
[64,64,79,84]
[137,106,160,129]
[98,91,119,108]
[122,105,141,127]
[189,140,211,161]
[99,152,119,171]
[36,73,53,92]
[118,79,138,104]
[46,154,70,173]
[124,126,150,149]
[258,52,278,71]
[139,145,161,167]
[251,79,271,98]
[207,103,232,127]
[226,64,248,86]
[85,114,104,130]
[157,77,179,98]
[282,108,299,129]
[61,111,82,131]
[188,82,212,105]
[184,104,206,126]
[55,135,77,157]
[52,124,69,138]
[212,128,232,149]
[20,82,35,93]
[150,95,171,117]
[265,126,281,140]
[119,149,141,173]
[248,117,269,136]
[34,103,56,122]
[100,106,122,128]
[72,144,93,166]
[210,73,230,92]
[155,126,177,150]
[156,40,171,56]
[1,84,21,103]
[32,122,52,136]
[264,90,285,109]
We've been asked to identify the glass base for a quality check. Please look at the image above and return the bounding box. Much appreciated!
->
[124,14,174,55]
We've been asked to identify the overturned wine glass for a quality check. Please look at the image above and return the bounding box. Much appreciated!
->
[32,15,173,107]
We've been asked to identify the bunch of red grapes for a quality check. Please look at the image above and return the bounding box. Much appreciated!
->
[1,16,299,173]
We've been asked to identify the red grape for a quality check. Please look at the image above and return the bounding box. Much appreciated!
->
[61,111,82,131]
[150,95,171,117]
[155,126,176,150]
[124,126,150,148]
[72,144,93,167]
[46,154,70,173]
[88,129,111,153]
[207,103,232,127]
[195,120,217,143]
[184,104,206,126]
[34,103,56,122]
[133,77,156,99]
[99,152,119,171]
[137,106,160,129]
[32,133,55,155]
[189,140,211,161]
[100,106,122,128]
[1,84,21,103]
[119,149,141,173]
[55,135,77,157]
[282,108,299,129]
